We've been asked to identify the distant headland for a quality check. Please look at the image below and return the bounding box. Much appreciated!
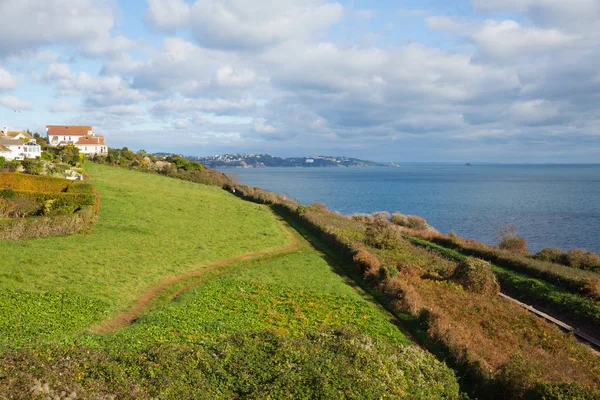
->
[154,153,386,168]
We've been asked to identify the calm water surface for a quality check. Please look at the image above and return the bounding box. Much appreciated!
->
[221,165,600,253]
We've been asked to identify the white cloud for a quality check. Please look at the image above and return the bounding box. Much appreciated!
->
[48,100,74,113]
[82,36,137,57]
[145,0,191,32]
[42,63,145,108]
[0,95,33,110]
[215,66,257,88]
[507,99,562,126]
[471,0,600,28]
[0,68,18,90]
[151,97,256,116]
[0,0,116,56]
[427,17,576,61]
[189,0,344,50]
[253,119,277,133]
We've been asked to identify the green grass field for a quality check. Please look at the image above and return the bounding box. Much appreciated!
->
[0,163,290,345]
[0,164,461,398]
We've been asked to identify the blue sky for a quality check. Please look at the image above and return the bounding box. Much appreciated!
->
[1,0,599,162]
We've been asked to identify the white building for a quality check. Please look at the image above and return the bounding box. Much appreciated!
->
[46,125,108,156]
[0,127,42,160]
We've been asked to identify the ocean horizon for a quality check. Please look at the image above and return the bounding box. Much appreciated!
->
[221,164,600,254]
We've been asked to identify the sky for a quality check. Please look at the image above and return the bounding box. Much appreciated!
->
[0,0,599,163]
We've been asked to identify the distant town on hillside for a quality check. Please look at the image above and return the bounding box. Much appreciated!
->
[153,153,385,168]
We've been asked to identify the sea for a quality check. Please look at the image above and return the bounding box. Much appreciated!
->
[220,164,600,254]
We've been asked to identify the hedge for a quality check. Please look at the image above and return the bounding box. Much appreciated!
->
[0,173,73,192]
[0,206,96,240]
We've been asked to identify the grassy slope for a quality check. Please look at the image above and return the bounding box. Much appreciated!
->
[0,163,289,345]
[0,164,461,398]
[89,243,412,349]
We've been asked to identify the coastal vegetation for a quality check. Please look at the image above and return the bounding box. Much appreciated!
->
[0,163,460,398]
[228,181,600,399]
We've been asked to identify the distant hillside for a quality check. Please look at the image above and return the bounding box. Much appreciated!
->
[156,153,385,168]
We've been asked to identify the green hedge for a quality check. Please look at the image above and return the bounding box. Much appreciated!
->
[0,206,95,240]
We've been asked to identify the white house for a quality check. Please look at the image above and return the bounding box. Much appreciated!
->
[46,125,108,156]
[74,135,108,156]
[0,127,42,160]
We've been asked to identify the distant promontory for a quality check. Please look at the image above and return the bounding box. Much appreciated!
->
[156,153,385,168]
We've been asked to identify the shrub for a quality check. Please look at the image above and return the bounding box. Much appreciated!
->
[351,213,373,224]
[364,219,403,249]
[407,215,428,230]
[21,159,44,175]
[371,211,391,221]
[0,156,6,170]
[309,202,328,213]
[391,212,428,230]
[453,258,500,296]
[563,249,600,272]
[497,226,529,255]
[391,212,408,226]
[582,278,600,300]
[353,247,382,279]
[0,206,95,240]
[535,247,564,263]
[0,188,16,200]
[0,173,71,192]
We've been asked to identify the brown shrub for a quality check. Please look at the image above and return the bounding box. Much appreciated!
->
[534,247,564,263]
[497,226,529,255]
[364,219,402,249]
[582,278,600,300]
[391,212,408,226]
[353,247,382,279]
[350,213,373,224]
[406,215,428,230]
[391,212,428,230]
[385,277,424,315]
[309,202,328,213]
[563,249,600,272]
[371,211,391,221]
[453,258,500,296]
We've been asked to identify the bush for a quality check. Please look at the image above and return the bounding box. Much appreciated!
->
[407,215,428,230]
[391,212,429,230]
[364,219,403,249]
[0,173,71,192]
[0,156,6,170]
[21,159,44,175]
[563,249,600,272]
[453,258,500,296]
[371,211,391,221]
[0,206,96,240]
[535,247,564,263]
[353,247,382,279]
[497,226,529,255]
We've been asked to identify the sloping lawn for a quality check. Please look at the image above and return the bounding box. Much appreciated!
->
[0,163,289,345]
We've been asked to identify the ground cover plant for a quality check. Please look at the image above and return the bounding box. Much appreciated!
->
[0,163,463,399]
[0,163,289,346]
[228,184,600,399]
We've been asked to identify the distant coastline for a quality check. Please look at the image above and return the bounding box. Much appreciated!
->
[155,153,386,168]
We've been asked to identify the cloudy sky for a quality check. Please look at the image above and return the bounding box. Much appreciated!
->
[0,0,599,162]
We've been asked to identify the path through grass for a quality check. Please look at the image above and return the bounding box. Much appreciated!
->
[0,163,289,346]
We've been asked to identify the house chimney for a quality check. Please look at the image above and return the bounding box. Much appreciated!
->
[1,127,7,136]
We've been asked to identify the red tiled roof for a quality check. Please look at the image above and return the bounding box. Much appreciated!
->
[75,136,105,145]
[46,125,92,136]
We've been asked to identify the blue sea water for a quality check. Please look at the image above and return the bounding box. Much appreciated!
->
[221,164,600,254]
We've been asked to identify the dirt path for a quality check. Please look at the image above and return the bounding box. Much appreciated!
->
[93,215,299,334]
